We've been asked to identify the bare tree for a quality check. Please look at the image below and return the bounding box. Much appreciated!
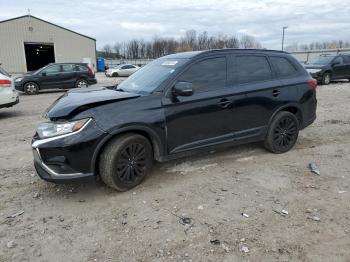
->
[99,30,265,59]
[240,35,261,49]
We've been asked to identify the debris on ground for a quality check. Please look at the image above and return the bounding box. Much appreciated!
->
[197,205,204,210]
[7,240,17,249]
[6,210,24,219]
[210,239,221,245]
[33,192,40,199]
[309,163,320,176]
[241,213,249,218]
[273,209,288,217]
[281,210,289,215]
[308,215,321,222]
[240,244,249,253]
[338,190,347,194]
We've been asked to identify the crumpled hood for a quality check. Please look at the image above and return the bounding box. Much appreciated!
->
[45,86,140,119]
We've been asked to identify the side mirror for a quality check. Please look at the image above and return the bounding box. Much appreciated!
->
[172,82,193,97]
[41,72,47,76]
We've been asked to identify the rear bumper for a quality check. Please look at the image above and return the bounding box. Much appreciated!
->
[88,78,97,85]
[0,93,19,108]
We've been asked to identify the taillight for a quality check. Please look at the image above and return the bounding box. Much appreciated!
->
[87,65,94,77]
[306,79,317,91]
[0,79,12,87]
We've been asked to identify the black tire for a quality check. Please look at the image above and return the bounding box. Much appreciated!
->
[321,72,331,85]
[99,134,153,191]
[24,82,39,95]
[112,72,119,77]
[264,111,299,153]
[75,79,88,88]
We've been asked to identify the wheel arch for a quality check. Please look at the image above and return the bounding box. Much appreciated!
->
[91,125,164,176]
[268,104,303,128]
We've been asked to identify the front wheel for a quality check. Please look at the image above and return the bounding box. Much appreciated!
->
[321,73,331,85]
[24,82,39,95]
[99,134,153,191]
[264,111,299,153]
[75,79,88,88]
[112,72,119,77]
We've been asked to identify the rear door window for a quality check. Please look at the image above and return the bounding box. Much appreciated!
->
[235,55,272,84]
[42,65,61,74]
[178,57,226,92]
[62,64,75,72]
[270,57,298,78]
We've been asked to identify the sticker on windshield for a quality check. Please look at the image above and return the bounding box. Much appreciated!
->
[161,60,178,66]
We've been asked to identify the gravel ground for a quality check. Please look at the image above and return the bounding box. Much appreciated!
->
[0,74,350,262]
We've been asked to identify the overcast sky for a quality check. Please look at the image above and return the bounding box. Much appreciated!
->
[1,0,349,50]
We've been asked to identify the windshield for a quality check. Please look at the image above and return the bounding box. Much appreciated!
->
[117,58,188,93]
[306,56,335,65]
[33,65,49,74]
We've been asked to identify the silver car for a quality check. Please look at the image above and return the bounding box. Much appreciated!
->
[105,64,140,77]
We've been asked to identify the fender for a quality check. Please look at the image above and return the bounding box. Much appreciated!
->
[267,103,303,129]
[90,124,165,174]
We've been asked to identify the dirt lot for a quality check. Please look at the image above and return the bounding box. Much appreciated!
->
[1,74,350,262]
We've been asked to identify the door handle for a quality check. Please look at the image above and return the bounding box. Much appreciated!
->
[217,99,232,109]
[272,89,280,97]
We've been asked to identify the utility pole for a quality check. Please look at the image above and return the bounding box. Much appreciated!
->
[282,26,288,51]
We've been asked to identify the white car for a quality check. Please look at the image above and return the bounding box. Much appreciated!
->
[0,66,19,109]
[105,64,140,77]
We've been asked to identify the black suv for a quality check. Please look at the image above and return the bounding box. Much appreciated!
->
[32,49,317,191]
[15,63,97,95]
[304,54,350,85]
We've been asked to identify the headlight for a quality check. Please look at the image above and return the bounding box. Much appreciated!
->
[15,78,23,82]
[36,118,91,139]
[307,69,322,74]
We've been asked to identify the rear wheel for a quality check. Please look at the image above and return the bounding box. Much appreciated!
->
[264,111,299,153]
[321,72,331,85]
[99,134,153,191]
[75,79,88,88]
[24,82,39,95]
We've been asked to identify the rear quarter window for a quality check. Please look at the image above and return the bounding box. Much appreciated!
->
[342,56,350,64]
[270,57,298,78]
[76,65,88,72]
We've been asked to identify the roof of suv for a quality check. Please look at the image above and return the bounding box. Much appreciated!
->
[163,48,289,59]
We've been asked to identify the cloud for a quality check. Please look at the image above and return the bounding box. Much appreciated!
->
[0,0,349,49]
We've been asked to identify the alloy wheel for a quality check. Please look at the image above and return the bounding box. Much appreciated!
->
[77,80,88,88]
[116,143,146,183]
[324,74,331,85]
[273,116,298,149]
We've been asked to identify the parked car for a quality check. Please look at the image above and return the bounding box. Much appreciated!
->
[304,54,350,85]
[14,63,97,95]
[105,64,139,77]
[32,49,317,191]
[0,66,19,108]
